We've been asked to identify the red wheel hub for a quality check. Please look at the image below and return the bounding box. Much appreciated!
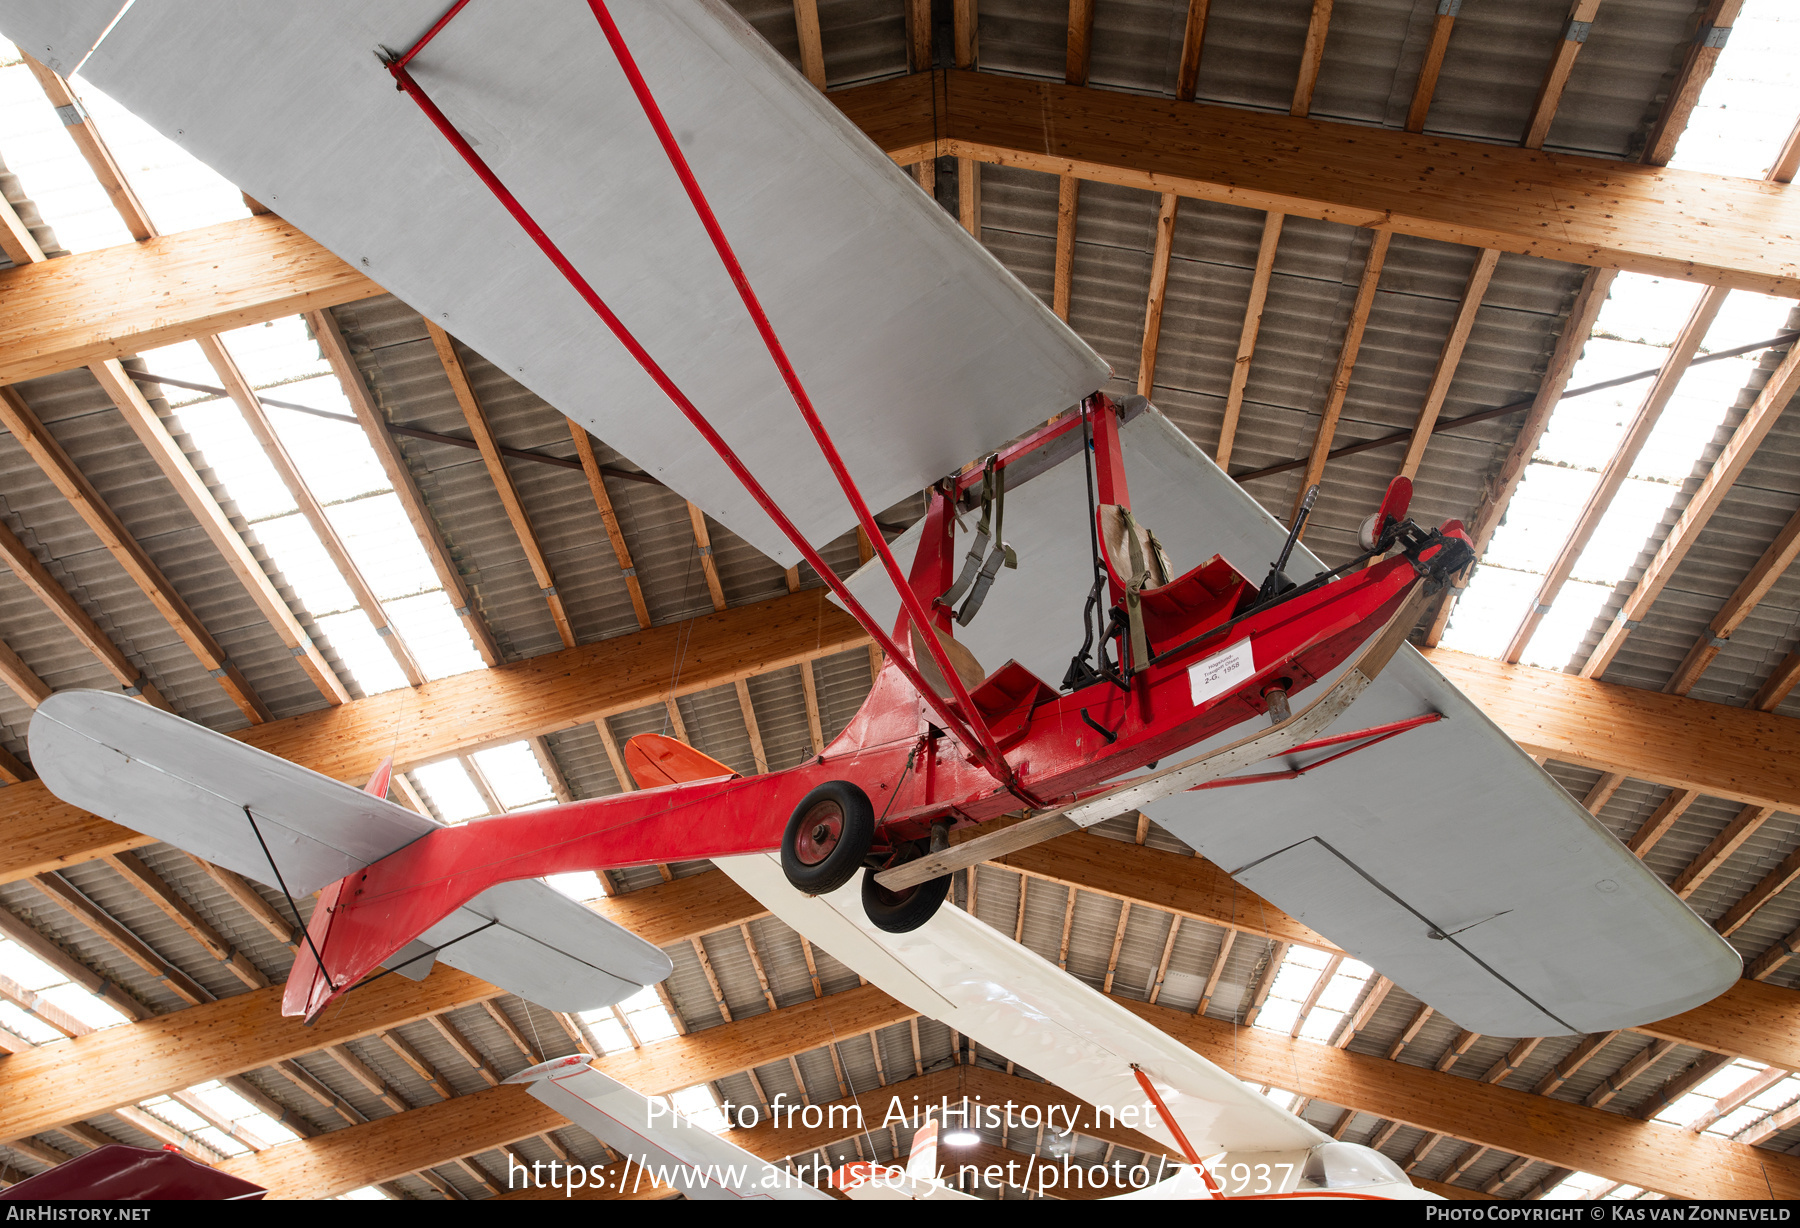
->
[793,801,843,866]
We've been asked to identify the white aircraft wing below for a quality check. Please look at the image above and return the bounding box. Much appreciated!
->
[27,0,1109,565]
[505,1055,831,1201]
[29,691,672,1012]
[717,851,1330,1159]
[840,406,1740,1037]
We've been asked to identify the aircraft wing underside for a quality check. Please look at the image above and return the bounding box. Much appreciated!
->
[1,0,1109,567]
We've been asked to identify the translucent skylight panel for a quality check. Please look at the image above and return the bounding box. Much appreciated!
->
[1702,290,1794,354]
[576,1009,633,1054]
[619,985,679,1043]
[216,317,333,390]
[1284,946,1329,971]
[1481,466,1599,574]
[142,1096,209,1134]
[545,871,607,903]
[36,982,127,1030]
[1628,358,1752,483]
[1268,962,1323,1002]
[0,941,59,992]
[1591,275,1706,350]
[1518,579,1612,671]
[1667,2,1800,179]
[262,377,391,504]
[471,742,555,809]
[0,1000,60,1045]
[410,760,489,823]
[1313,966,1370,1014]
[132,357,300,523]
[1534,358,1660,473]
[338,1187,391,1200]
[0,46,133,252]
[1568,479,1678,585]
[1746,1077,1800,1112]
[1707,1105,1772,1138]
[65,75,247,234]
[253,515,358,616]
[134,340,221,408]
[670,1085,729,1133]
[1259,1087,1299,1113]
[1296,1006,1343,1042]
[314,611,408,697]
[1697,1062,1765,1100]
[1252,996,1303,1033]
[1602,1185,1645,1200]
[326,495,442,600]
[1546,1172,1609,1199]
[384,592,486,680]
[1652,1092,1716,1129]
[1438,566,1538,659]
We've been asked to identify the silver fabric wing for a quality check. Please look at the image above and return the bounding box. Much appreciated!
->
[29,691,673,1012]
[46,0,1108,564]
[841,408,1740,1037]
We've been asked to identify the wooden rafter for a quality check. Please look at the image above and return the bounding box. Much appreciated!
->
[1523,1,1604,150]
[426,322,575,650]
[1581,341,1800,679]
[1395,248,1500,482]
[1405,2,1459,133]
[1289,0,1333,118]
[0,386,271,722]
[194,336,425,687]
[687,502,728,613]
[735,680,769,773]
[1292,230,1392,519]
[310,309,502,666]
[89,359,350,706]
[98,851,269,991]
[1506,286,1726,663]
[568,425,650,629]
[0,519,171,708]
[1425,268,1615,645]
[0,633,50,711]
[1134,193,1182,399]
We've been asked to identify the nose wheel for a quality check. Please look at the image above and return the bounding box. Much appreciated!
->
[780,782,874,895]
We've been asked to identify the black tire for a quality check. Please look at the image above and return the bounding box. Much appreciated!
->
[780,781,874,895]
[862,862,952,933]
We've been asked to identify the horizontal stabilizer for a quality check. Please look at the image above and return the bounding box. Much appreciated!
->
[32,691,670,1014]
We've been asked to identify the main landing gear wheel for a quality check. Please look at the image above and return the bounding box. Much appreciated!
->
[861,848,951,933]
[780,781,874,895]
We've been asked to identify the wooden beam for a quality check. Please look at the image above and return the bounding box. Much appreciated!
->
[1642,0,1746,167]
[1289,0,1333,118]
[0,588,865,884]
[1422,647,1800,815]
[832,70,1800,297]
[1052,176,1078,322]
[1215,212,1284,471]
[0,386,269,721]
[735,679,769,774]
[1395,248,1500,481]
[1426,268,1614,645]
[89,359,349,706]
[1666,504,1800,695]
[427,322,575,650]
[1293,230,1391,518]
[0,519,170,707]
[1404,4,1458,133]
[22,56,154,241]
[1065,0,1096,88]
[1120,997,1800,1200]
[28,872,213,1006]
[1135,193,1181,398]
[1713,843,1800,939]
[568,425,650,630]
[0,215,379,386]
[193,336,423,687]
[310,309,502,666]
[0,633,50,710]
[1508,287,1727,662]
[1523,1,1604,149]
[1583,340,1800,679]
[98,851,269,990]
[792,0,827,90]
[686,502,727,613]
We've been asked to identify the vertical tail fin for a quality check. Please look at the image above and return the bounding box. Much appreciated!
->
[362,757,394,799]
